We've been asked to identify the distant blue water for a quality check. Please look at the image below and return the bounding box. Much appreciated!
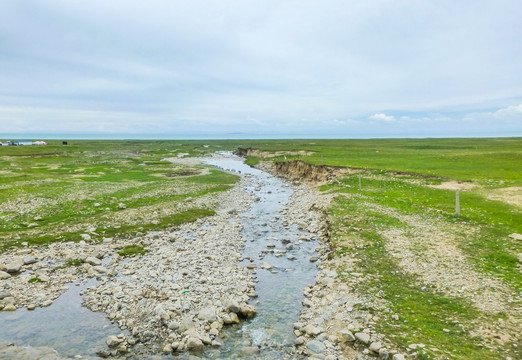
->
[1,133,517,141]
[0,133,340,140]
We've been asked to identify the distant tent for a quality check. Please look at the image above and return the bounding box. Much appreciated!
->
[62,141,68,145]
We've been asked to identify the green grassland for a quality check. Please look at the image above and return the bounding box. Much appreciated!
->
[0,140,238,252]
[1,137,521,359]
[236,137,522,359]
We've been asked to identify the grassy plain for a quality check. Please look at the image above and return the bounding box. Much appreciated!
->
[0,140,238,252]
[1,137,520,359]
[237,137,522,360]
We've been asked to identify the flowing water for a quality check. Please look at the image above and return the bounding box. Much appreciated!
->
[0,153,319,359]
[201,153,319,359]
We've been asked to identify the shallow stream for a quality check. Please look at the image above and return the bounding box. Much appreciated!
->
[201,153,319,359]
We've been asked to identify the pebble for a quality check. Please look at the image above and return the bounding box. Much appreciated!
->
[355,332,371,344]
[306,340,326,354]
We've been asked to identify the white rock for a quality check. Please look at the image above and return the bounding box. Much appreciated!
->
[85,257,101,266]
[355,332,370,344]
[369,341,382,353]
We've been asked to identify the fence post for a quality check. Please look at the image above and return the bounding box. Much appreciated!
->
[455,190,460,217]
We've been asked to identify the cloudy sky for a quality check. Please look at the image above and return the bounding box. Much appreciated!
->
[1,0,521,138]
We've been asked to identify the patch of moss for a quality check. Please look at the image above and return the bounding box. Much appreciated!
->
[118,245,149,257]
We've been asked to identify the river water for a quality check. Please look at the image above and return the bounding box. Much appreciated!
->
[0,153,319,359]
[201,153,319,359]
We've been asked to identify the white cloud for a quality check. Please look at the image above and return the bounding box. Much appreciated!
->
[369,113,396,122]
[0,1,521,137]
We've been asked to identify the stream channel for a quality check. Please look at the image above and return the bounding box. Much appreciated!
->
[0,153,319,359]
[201,153,319,359]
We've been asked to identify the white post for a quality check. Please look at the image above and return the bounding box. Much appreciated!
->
[455,190,460,217]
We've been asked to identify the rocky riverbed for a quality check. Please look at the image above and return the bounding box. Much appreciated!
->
[0,153,408,360]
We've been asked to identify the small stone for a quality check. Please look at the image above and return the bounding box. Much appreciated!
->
[239,304,256,318]
[85,257,102,266]
[261,262,272,270]
[197,307,216,322]
[355,332,371,344]
[338,330,355,343]
[106,335,122,348]
[5,259,23,273]
[118,203,126,209]
[369,341,382,353]
[0,271,10,280]
[168,321,180,330]
[186,337,204,351]
[0,290,10,300]
[309,256,318,262]
[392,354,405,360]
[294,336,305,345]
[508,233,522,241]
[81,233,92,241]
[23,256,37,265]
[267,243,276,248]
[163,344,173,353]
[241,346,260,356]
[227,300,241,313]
[93,266,109,274]
[27,304,36,310]
[42,300,53,307]
[306,340,326,354]
[2,304,16,311]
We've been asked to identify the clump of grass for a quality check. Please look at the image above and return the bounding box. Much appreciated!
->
[118,245,149,257]
[64,259,83,267]
[28,277,43,283]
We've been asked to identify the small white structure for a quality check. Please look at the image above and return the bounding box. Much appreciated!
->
[32,141,47,145]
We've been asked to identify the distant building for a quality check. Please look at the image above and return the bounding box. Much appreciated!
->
[13,141,33,146]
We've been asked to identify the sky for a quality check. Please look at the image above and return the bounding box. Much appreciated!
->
[0,0,521,139]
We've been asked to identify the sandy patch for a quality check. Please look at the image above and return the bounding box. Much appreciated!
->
[164,157,204,166]
[486,186,522,208]
[428,181,476,191]
[366,203,515,313]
